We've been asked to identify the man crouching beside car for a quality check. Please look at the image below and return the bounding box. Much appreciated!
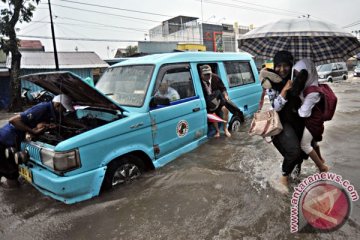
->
[0,94,75,188]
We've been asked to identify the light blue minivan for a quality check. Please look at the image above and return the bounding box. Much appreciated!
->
[17,52,262,204]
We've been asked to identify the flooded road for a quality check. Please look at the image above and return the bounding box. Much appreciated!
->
[1,77,360,239]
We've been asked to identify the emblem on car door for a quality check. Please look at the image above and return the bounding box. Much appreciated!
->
[176,120,189,138]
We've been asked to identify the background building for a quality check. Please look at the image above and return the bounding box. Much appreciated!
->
[148,15,252,53]
[1,40,109,109]
[6,51,109,92]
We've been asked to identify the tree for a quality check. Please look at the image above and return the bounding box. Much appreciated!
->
[125,45,138,57]
[0,0,40,111]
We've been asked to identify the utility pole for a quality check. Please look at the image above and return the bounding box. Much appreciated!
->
[200,0,204,44]
[48,0,59,71]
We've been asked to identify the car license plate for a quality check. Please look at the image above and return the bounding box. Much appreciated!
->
[19,165,32,183]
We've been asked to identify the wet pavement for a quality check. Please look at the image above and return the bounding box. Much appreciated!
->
[1,76,360,239]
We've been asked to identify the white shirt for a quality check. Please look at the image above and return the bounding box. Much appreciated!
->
[155,87,180,101]
[298,92,321,117]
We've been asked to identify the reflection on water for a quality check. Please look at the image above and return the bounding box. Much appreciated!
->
[1,80,360,239]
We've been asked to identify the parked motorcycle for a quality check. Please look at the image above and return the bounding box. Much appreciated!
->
[21,88,54,105]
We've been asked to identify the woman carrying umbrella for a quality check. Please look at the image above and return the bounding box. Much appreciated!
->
[241,17,360,192]
[259,51,305,192]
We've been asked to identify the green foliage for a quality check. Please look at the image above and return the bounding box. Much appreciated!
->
[0,0,40,53]
[125,45,138,57]
[0,0,40,111]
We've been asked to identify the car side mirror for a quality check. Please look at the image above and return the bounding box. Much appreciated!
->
[149,96,171,108]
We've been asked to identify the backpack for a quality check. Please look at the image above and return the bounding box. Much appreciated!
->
[303,84,337,121]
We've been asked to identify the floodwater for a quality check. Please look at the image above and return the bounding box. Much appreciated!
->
[1,77,360,239]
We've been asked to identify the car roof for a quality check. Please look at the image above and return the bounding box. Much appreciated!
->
[111,51,254,67]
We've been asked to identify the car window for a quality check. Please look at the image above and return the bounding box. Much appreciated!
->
[318,64,332,72]
[154,64,195,101]
[224,61,255,87]
[96,65,154,107]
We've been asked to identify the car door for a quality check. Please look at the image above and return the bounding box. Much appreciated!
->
[332,63,340,79]
[222,60,262,115]
[336,63,345,79]
[149,63,207,160]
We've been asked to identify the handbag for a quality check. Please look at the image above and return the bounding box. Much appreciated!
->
[206,90,223,112]
[248,109,283,137]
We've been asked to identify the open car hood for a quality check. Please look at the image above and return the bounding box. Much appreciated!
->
[21,71,124,111]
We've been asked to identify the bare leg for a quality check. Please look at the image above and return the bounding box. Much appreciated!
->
[302,129,327,171]
[313,145,325,163]
[279,175,289,193]
[222,106,231,137]
[308,150,329,172]
[212,122,220,138]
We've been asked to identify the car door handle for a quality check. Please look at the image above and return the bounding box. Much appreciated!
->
[192,107,200,112]
[130,122,144,129]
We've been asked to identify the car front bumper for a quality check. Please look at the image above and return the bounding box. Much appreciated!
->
[20,163,106,204]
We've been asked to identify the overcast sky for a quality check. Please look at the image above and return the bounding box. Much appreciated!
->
[3,0,360,58]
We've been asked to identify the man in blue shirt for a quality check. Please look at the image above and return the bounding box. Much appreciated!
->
[0,94,74,188]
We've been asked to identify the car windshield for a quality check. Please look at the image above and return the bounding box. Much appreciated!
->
[317,64,332,72]
[96,65,154,107]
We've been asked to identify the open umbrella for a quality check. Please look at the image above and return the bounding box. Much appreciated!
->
[239,18,360,65]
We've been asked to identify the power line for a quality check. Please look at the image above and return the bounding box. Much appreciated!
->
[50,3,162,23]
[28,20,149,34]
[20,15,49,33]
[56,24,94,50]
[58,0,173,17]
[17,34,140,42]
[20,22,49,35]
[197,0,298,17]
[55,16,148,32]
[343,20,360,29]
[230,0,306,15]
[16,33,241,44]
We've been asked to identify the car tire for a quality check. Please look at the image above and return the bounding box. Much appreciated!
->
[343,75,347,80]
[102,155,145,190]
[328,77,333,83]
[228,115,242,132]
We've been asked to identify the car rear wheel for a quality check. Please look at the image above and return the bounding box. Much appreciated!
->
[102,155,144,190]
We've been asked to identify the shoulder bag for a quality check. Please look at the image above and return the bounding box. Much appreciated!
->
[248,109,283,138]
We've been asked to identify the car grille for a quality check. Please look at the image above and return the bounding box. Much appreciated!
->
[22,142,41,161]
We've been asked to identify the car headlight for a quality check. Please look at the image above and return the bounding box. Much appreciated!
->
[319,75,324,78]
[41,148,81,172]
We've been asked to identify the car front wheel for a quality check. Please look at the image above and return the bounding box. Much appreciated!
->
[228,115,242,132]
[102,155,144,190]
